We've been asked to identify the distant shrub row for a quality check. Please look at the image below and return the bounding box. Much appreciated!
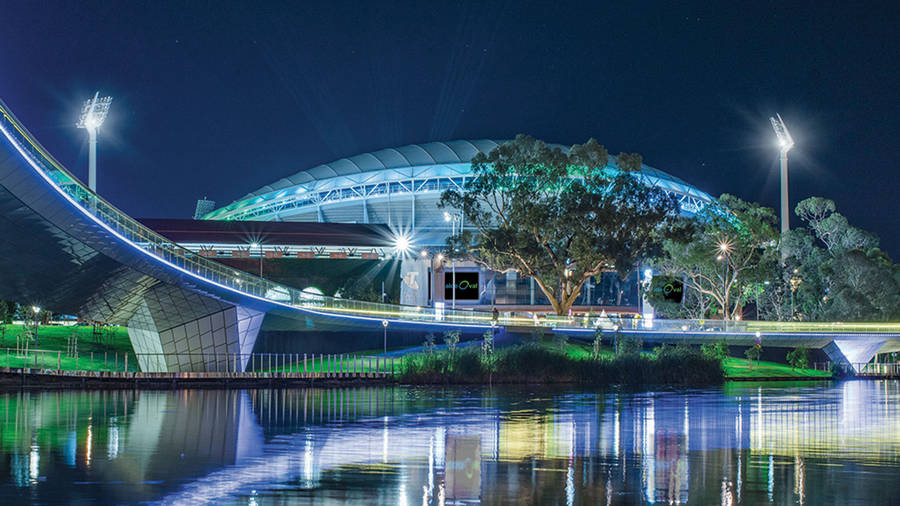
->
[399,337,724,386]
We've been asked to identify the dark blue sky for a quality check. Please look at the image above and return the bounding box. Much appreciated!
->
[2,1,898,256]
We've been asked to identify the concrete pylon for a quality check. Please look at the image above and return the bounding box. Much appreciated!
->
[127,284,264,372]
[823,339,885,373]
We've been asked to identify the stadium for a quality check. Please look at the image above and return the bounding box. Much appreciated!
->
[199,140,717,312]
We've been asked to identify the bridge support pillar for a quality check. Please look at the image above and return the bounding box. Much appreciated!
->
[823,339,885,373]
[127,284,264,372]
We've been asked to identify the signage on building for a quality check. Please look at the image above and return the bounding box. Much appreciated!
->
[652,277,684,303]
[445,272,479,300]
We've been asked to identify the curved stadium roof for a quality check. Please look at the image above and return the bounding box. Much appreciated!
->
[204,140,715,221]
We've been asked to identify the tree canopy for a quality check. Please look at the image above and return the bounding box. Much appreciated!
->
[439,135,682,315]
[779,197,900,321]
[652,194,779,320]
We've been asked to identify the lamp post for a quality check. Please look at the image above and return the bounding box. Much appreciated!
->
[789,268,803,320]
[717,241,732,323]
[769,113,795,235]
[76,92,113,193]
[444,211,461,309]
[249,242,263,277]
[381,319,388,355]
[420,249,437,307]
[31,306,40,346]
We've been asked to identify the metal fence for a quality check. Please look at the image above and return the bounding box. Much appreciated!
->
[0,348,399,376]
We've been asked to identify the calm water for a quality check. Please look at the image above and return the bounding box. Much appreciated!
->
[0,382,898,504]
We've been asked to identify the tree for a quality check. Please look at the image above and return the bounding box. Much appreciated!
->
[781,197,900,321]
[786,346,809,371]
[701,340,729,362]
[440,135,682,315]
[654,194,779,320]
[744,343,761,368]
[339,277,382,303]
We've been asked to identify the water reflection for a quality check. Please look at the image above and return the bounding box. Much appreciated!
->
[0,382,898,503]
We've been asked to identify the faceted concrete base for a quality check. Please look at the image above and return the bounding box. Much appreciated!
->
[823,339,886,373]
[127,284,264,372]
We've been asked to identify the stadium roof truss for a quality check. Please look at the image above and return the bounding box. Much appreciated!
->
[202,140,716,222]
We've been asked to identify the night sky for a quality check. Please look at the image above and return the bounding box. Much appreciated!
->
[2,1,898,256]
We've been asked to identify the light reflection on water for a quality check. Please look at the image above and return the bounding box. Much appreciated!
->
[0,382,899,504]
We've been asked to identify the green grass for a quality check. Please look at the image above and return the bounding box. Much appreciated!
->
[0,324,136,372]
[723,357,832,379]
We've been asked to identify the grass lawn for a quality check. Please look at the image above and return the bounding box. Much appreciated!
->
[723,357,832,379]
[561,341,615,361]
[0,324,135,372]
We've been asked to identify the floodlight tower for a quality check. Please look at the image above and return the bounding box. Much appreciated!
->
[76,92,113,192]
[769,113,794,234]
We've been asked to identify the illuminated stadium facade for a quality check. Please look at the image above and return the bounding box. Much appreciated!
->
[203,140,717,311]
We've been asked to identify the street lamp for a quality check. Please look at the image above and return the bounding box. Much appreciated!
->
[769,113,794,235]
[717,241,731,323]
[76,92,113,193]
[381,319,389,355]
[420,249,435,306]
[790,268,803,320]
[249,242,263,277]
[444,212,461,309]
[394,234,411,254]
[31,306,41,346]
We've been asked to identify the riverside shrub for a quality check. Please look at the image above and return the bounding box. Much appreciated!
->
[399,342,723,385]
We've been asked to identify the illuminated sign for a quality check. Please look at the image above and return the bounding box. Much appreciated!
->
[445,272,479,300]
[652,278,684,303]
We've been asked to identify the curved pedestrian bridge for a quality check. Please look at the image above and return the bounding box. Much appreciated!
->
[0,98,896,372]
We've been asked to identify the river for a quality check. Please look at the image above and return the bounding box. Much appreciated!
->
[0,381,897,504]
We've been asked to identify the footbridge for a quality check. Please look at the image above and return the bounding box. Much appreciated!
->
[1,98,897,372]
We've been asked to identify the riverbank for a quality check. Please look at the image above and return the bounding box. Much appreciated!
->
[0,366,395,389]
[399,342,726,386]
[723,357,833,381]
[0,324,836,386]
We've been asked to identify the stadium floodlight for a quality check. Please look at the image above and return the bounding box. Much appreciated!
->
[769,113,794,234]
[76,92,113,192]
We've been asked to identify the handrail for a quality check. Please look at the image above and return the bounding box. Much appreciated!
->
[1,99,899,334]
[0,98,498,326]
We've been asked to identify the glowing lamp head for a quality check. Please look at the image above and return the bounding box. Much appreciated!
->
[769,113,794,153]
[443,211,451,222]
[249,242,259,249]
[31,306,40,314]
[420,249,428,257]
[76,92,112,131]
[393,234,411,254]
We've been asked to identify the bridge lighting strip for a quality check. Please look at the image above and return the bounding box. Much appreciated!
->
[0,112,496,330]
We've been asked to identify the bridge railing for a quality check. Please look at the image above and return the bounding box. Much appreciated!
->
[0,347,399,376]
[0,100,495,326]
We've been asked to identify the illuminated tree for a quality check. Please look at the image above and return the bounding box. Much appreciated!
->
[440,135,681,315]
[654,195,779,320]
